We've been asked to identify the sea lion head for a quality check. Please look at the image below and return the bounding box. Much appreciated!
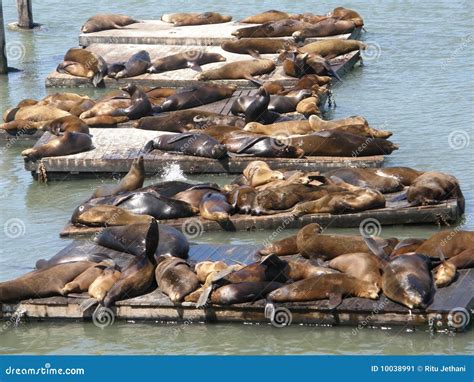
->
[358,283,380,300]
[120,83,137,95]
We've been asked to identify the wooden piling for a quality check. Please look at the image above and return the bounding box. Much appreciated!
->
[0,0,7,73]
[16,0,33,29]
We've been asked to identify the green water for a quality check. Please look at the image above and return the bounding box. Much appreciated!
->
[0,0,473,354]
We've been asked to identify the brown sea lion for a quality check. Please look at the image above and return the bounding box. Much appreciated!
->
[446,249,474,269]
[286,259,338,280]
[259,233,303,257]
[195,261,229,283]
[197,59,275,81]
[323,168,403,193]
[199,192,233,222]
[415,231,473,258]
[391,238,426,256]
[298,39,367,59]
[434,260,457,288]
[210,281,284,305]
[0,120,43,135]
[148,52,226,73]
[109,50,151,79]
[221,39,291,56]
[61,263,108,295]
[155,256,200,302]
[88,267,122,302]
[57,48,107,87]
[297,223,397,260]
[12,104,71,122]
[162,12,231,26]
[407,172,464,208]
[308,115,392,138]
[80,99,131,119]
[92,156,145,198]
[0,261,95,302]
[243,161,284,187]
[328,252,382,289]
[329,7,364,27]
[21,131,93,161]
[293,18,356,42]
[41,115,90,135]
[296,97,320,117]
[82,115,129,126]
[372,167,424,186]
[71,205,154,227]
[81,14,139,33]
[282,52,338,79]
[240,10,295,24]
[232,19,313,38]
[115,83,152,120]
[227,185,257,214]
[244,120,313,135]
[267,274,379,307]
[174,185,222,209]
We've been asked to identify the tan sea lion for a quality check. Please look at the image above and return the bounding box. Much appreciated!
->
[293,18,356,42]
[407,172,464,208]
[243,161,284,187]
[0,261,95,302]
[199,192,232,222]
[446,249,474,269]
[195,261,229,283]
[61,263,108,295]
[197,59,275,81]
[81,14,139,33]
[21,131,93,161]
[244,120,313,135]
[13,104,71,122]
[240,10,295,24]
[148,51,226,73]
[88,267,122,302]
[329,7,364,27]
[298,39,367,59]
[323,168,403,193]
[71,205,154,227]
[92,156,145,198]
[434,261,457,288]
[226,185,257,214]
[162,12,231,26]
[80,99,131,119]
[286,259,338,280]
[155,256,200,302]
[57,48,107,87]
[174,185,222,209]
[296,97,320,117]
[328,252,382,289]
[308,115,392,138]
[232,19,313,38]
[41,115,90,135]
[221,39,291,56]
[82,115,129,126]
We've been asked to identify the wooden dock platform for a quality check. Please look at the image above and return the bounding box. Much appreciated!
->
[45,46,360,89]
[77,21,361,47]
[60,193,462,237]
[23,128,385,179]
[1,242,472,332]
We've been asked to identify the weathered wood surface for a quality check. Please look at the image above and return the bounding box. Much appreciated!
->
[45,47,360,89]
[23,127,385,178]
[78,21,361,47]
[60,194,462,237]
[1,242,472,331]
[15,0,33,28]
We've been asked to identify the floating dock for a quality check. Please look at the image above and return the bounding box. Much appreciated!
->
[1,242,472,332]
[77,21,361,47]
[60,192,462,237]
[46,46,360,89]
[24,127,385,179]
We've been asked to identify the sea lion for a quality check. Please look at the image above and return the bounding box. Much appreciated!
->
[227,185,257,214]
[82,116,130,126]
[297,223,397,260]
[210,281,284,305]
[372,167,424,186]
[197,59,275,81]
[232,89,311,115]
[0,120,43,135]
[240,10,295,24]
[232,19,313,38]
[195,261,230,283]
[221,39,291,56]
[391,238,426,256]
[0,261,95,302]
[35,251,112,270]
[267,274,379,307]
[199,192,233,221]
[281,51,339,79]
[156,225,189,259]
[259,234,300,257]
[61,263,108,295]
[81,14,139,33]
[103,219,159,307]
[222,134,305,158]
[407,172,464,208]
[148,51,226,73]
[109,50,151,79]
[173,184,222,209]
[414,231,473,259]
[116,84,152,120]
[95,220,159,258]
[134,110,244,132]
[41,115,90,135]
[79,98,131,119]
[446,249,474,269]
[293,18,356,42]
[143,132,227,159]
[286,259,338,280]
[156,84,236,112]
[92,156,145,198]
[329,7,364,27]
[243,161,284,187]
[11,104,71,122]
[296,97,319,117]
[298,39,367,59]
[57,48,107,87]
[244,120,313,136]
[71,205,154,227]
[328,252,382,289]
[434,260,457,288]
[308,115,392,139]
[162,12,232,26]
[88,267,122,302]
[21,131,93,161]
[155,256,200,302]
[323,168,403,193]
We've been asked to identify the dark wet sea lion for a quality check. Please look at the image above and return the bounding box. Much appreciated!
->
[95,220,159,258]
[197,59,275,81]
[293,18,356,41]
[267,274,379,306]
[199,192,233,221]
[71,205,154,227]
[103,219,159,307]
[58,48,107,87]
[88,267,122,302]
[282,52,338,79]
[117,84,152,120]
[156,225,189,259]
[298,39,367,59]
[156,84,236,112]
[41,115,90,135]
[110,50,151,79]
[0,261,95,302]
[323,168,403,193]
[92,156,145,198]
[227,185,257,214]
[21,131,93,161]
[240,10,295,24]
[135,110,244,132]
[35,251,112,270]
[232,89,311,115]
[221,39,291,56]
[155,256,200,302]
[81,14,139,33]
[232,19,313,38]
[144,132,227,159]
[174,185,222,209]
[407,172,464,208]
[61,263,108,295]
[297,223,397,260]
[148,51,226,73]
[223,134,305,158]
[162,12,231,26]
[414,231,474,259]
[328,252,382,289]
[210,281,283,305]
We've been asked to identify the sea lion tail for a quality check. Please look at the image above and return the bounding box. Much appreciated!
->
[79,298,99,312]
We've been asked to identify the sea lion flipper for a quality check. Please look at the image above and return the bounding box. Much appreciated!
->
[387,191,407,203]
[187,61,203,72]
[236,136,266,154]
[362,236,389,261]
[79,298,98,312]
[328,293,342,309]
[247,49,261,59]
[91,72,105,88]
[143,140,155,153]
[196,285,212,308]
